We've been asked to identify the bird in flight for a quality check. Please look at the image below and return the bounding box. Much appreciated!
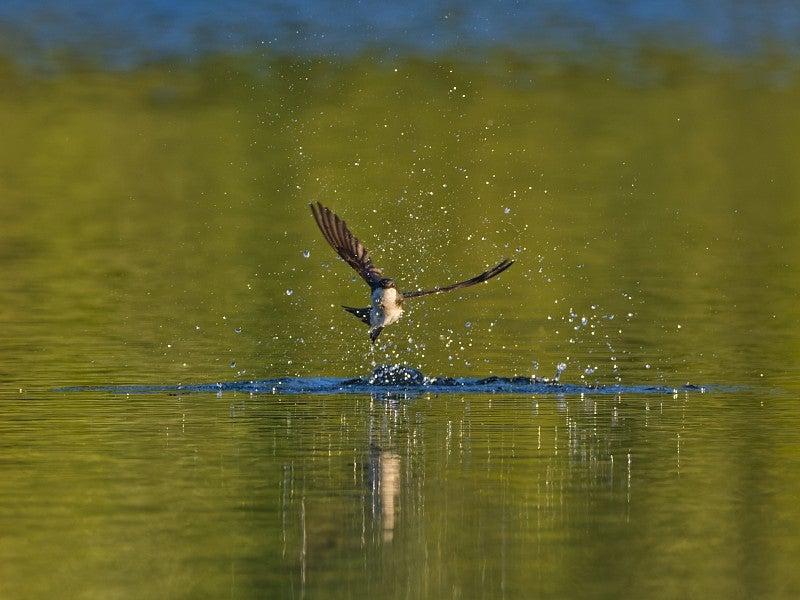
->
[310,202,513,343]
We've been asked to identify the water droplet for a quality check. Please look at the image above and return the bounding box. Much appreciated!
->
[229,361,236,369]
[465,321,471,328]
[504,207,511,214]
[285,289,293,296]
[302,250,310,258]
[234,327,242,334]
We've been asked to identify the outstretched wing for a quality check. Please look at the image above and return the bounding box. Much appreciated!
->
[310,202,383,287]
[402,258,513,299]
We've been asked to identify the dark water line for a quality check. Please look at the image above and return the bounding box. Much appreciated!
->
[55,365,717,397]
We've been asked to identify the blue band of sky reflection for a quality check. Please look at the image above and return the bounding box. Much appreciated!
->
[1,0,800,70]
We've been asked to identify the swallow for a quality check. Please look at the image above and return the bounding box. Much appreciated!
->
[310,202,513,343]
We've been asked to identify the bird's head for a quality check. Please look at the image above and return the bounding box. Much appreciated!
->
[379,278,396,289]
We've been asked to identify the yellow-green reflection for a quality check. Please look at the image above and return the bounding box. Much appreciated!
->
[1,53,800,599]
[2,55,799,388]
[1,388,798,599]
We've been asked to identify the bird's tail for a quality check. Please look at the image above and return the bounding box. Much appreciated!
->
[342,306,371,325]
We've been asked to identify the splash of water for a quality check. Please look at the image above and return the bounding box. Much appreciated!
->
[57,363,715,397]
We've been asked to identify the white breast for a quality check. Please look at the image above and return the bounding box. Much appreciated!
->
[371,288,403,327]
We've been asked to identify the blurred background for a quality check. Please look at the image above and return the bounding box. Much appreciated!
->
[1,1,799,386]
[3,4,800,600]
[2,1,800,71]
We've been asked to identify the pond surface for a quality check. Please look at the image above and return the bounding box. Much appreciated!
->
[1,384,797,599]
[2,6,800,598]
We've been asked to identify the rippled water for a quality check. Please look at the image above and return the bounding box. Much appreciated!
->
[2,5,800,599]
[3,383,797,599]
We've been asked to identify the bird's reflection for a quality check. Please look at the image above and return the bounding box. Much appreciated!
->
[367,395,404,543]
[369,444,401,542]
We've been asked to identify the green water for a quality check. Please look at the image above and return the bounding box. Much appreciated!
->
[1,55,800,598]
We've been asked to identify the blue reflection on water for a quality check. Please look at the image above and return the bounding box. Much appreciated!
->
[57,364,717,397]
[1,0,799,70]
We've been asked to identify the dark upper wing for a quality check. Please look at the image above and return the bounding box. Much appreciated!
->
[310,202,383,287]
[402,259,513,299]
